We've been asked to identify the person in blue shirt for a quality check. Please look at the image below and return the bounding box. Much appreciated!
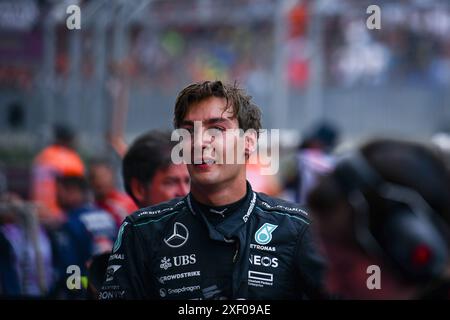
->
[53,174,117,298]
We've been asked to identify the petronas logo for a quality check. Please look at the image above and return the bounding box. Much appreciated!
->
[113,221,129,253]
[254,223,278,245]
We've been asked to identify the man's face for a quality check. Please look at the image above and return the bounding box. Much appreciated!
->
[56,183,84,211]
[179,97,247,188]
[140,164,190,207]
[88,164,115,199]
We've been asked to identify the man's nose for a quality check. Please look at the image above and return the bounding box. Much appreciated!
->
[192,127,205,150]
[192,123,212,162]
[192,124,212,149]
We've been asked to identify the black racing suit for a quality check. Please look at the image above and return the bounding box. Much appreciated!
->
[99,183,326,300]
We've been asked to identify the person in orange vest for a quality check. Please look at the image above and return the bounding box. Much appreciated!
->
[31,125,85,226]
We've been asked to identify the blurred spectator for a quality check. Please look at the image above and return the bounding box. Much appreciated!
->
[123,130,190,208]
[88,158,137,226]
[0,193,54,298]
[294,122,339,205]
[52,175,116,299]
[31,125,85,226]
[308,139,450,299]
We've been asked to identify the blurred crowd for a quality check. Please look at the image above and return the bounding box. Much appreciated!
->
[80,2,450,90]
[5,1,449,92]
[0,125,191,298]
[145,2,450,90]
[109,1,450,90]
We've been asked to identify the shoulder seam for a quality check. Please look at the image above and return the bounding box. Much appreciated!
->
[255,206,310,225]
[257,199,309,216]
[133,210,180,227]
[132,200,185,223]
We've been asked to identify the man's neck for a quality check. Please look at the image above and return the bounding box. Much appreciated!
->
[190,176,247,206]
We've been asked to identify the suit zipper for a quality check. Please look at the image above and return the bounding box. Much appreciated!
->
[233,241,240,263]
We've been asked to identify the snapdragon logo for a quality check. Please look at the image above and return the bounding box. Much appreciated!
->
[170,123,280,175]
[167,285,201,295]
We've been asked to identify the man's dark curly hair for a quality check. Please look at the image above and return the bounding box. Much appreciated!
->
[173,81,262,136]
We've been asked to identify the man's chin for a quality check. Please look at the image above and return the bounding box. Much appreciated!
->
[189,171,220,186]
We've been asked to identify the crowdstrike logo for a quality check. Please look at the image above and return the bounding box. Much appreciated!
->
[164,222,189,248]
[159,271,201,284]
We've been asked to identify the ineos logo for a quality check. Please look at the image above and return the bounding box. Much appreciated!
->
[249,254,278,268]
[164,222,189,248]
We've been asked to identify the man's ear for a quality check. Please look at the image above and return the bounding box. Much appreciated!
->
[130,178,145,205]
[244,129,258,158]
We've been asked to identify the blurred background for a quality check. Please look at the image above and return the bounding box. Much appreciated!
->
[1,0,450,298]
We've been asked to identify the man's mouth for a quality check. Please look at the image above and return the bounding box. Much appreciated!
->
[194,158,216,167]
[202,158,215,165]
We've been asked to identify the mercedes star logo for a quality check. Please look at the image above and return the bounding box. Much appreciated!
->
[164,222,189,248]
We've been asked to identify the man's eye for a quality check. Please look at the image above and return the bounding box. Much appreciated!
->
[212,126,225,132]
[163,180,176,186]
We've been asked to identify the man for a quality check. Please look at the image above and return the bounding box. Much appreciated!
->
[88,158,137,226]
[100,81,325,300]
[285,122,339,205]
[122,130,190,208]
[308,139,450,299]
[86,131,190,297]
[0,192,54,297]
[53,175,117,298]
[31,125,85,225]
[295,122,339,205]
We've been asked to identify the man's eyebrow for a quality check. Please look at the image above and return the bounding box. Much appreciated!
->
[180,118,232,126]
[204,117,232,125]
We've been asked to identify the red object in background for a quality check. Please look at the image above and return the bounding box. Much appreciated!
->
[96,190,138,227]
[411,244,432,266]
[288,58,309,89]
[289,2,308,38]
[246,162,281,197]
